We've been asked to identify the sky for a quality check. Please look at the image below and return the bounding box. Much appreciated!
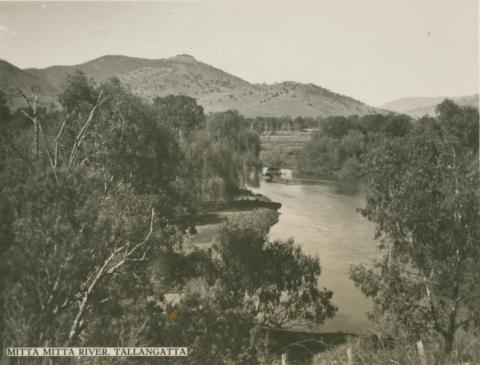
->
[0,0,478,106]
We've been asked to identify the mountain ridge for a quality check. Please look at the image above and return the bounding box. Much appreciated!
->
[381,94,479,117]
[4,54,379,117]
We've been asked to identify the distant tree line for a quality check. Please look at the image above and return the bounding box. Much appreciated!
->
[247,116,321,133]
[297,113,413,178]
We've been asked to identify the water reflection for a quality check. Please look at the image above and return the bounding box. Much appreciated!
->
[252,170,377,333]
[262,168,365,197]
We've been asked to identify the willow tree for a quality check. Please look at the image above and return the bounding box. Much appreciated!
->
[193,110,261,202]
[351,100,480,355]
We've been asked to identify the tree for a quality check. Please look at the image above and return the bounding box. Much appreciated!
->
[213,209,336,328]
[320,116,354,139]
[297,113,414,177]
[0,78,187,354]
[193,110,261,201]
[0,91,10,124]
[0,91,12,172]
[381,114,412,137]
[1,167,161,347]
[153,94,205,134]
[1,74,276,363]
[435,99,479,151]
[350,102,480,356]
[143,209,336,364]
[58,70,98,113]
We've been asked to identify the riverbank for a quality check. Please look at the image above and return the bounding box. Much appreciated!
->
[185,188,364,365]
[187,173,374,334]
[184,191,281,249]
[260,130,312,169]
[252,176,377,335]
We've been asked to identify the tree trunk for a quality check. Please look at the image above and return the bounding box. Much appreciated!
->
[444,326,455,355]
[444,273,460,355]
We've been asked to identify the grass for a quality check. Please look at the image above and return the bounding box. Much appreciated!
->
[264,328,480,365]
[184,193,281,249]
[260,130,312,169]
[310,335,480,365]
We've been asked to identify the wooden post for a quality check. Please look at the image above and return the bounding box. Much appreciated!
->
[416,340,428,365]
[281,353,287,365]
[347,347,353,365]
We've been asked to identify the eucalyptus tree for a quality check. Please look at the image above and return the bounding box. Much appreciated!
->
[351,100,480,355]
[0,74,190,352]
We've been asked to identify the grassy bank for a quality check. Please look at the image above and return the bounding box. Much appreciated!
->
[184,192,281,249]
[266,331,480,365]
[260,129,363,179]
[260,130,312,169]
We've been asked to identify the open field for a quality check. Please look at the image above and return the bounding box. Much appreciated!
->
[260,130,313,169]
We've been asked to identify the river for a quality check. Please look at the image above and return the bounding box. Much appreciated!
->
[252,169,378,334]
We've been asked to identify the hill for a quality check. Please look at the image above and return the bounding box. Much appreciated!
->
[19,54,378,118]
[0,59,57,110]
[381,94,479,118]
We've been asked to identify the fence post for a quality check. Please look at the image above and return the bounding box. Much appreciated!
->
[416,340,428,365]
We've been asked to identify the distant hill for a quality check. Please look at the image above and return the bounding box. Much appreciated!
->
[0,59,57,110]
[381,94,479,118]
[18,54,378,118]
[26,55,377,117]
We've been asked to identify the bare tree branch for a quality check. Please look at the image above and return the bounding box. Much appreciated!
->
[54,108,77,167]
[66,243,125,345]
[68,91,104,167]
[107,209,155,274]
[18,88,40,161]
[66,208,155,345]
[38,119,57,181]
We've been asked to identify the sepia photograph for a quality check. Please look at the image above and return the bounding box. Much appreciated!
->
[0,1,479,364]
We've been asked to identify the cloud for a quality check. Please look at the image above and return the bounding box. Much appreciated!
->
[0,24,17,36]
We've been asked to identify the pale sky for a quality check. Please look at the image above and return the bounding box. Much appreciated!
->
[0,1,478,106]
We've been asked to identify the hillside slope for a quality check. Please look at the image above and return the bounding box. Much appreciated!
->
[381,94,478,117]
[2,54,379,117]
[0,59,57,110]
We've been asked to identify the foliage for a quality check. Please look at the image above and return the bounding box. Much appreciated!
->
[312,332,480,365]
[1,70,325,364]
[0,73,183,353]
[143,280,264,365]
[350,100,480,355]
[191,110,261,201]
[153,94,205,134]
[142,209,336,364]
[95,79,197,229]
[297,113,413,178]
[0,90,10,124]
[2,168,162,346]
[212,210,336,328]
[247,115,319,133]
[58,69,98,113]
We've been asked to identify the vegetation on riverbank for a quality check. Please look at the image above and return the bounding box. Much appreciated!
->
[0,67,478,364]
[349,100,480,363]
[257,101,480,365]
[311,332,480,365]
[296,113,413,178]
[260,130,311,169]
[0,72,336,364]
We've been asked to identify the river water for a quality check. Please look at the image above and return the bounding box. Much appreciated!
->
[252,169,378,334]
